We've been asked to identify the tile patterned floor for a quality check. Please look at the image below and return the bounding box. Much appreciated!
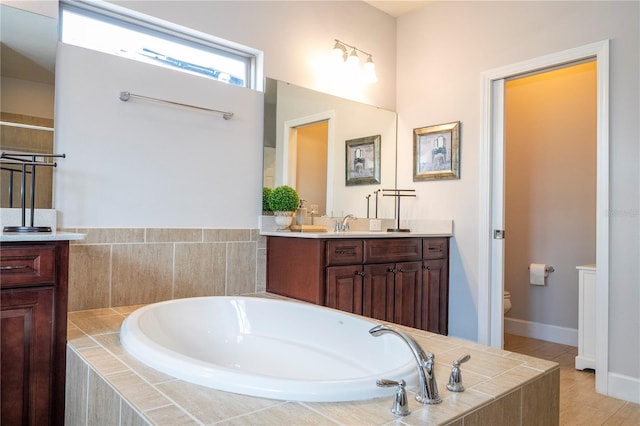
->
[503,334,640,425]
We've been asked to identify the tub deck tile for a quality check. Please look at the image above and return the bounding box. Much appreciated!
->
[66,301,560,426]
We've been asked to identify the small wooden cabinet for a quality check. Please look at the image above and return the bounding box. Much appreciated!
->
[267,236,449,334]
[1,240,70,426]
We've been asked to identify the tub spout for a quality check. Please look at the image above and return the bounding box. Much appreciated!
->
[369,324,442,405]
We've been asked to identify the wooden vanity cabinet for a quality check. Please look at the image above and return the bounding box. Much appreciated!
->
[267,236,450,334]
[1,240,70,426]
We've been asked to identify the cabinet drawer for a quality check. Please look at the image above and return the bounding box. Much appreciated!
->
[423,238,449,260]
[0,246,55,288]
[326,240,363,266]
[364,239,422,264]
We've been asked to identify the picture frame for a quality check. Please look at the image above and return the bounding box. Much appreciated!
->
[345,135,381,186]
[413,121,460,181]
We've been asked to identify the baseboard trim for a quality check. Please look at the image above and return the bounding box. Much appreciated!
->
[504,317,578,347]
[608,372,640,404]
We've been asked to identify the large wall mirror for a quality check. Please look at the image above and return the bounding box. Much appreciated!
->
[1,3,57,209]
[263,78,397,219]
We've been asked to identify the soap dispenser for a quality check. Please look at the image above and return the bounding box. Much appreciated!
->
[296,199,307,226]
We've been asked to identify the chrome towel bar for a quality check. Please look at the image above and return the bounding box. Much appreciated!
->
[119,91,234,120]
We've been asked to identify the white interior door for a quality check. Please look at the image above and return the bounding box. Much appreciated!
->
[490,78,506,348]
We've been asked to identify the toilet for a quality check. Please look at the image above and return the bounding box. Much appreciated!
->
[503,291,512,314]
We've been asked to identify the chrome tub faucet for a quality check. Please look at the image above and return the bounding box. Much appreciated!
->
[369,324,442,405]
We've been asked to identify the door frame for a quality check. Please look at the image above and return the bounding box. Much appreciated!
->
[478,40,609,395]
[282,111,335,212]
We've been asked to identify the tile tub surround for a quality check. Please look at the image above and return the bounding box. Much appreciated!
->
[60,227,265,311]
[66,302,560,425]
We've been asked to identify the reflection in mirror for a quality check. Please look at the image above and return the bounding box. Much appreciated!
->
[263,78,397,219]
[1,4,57,208]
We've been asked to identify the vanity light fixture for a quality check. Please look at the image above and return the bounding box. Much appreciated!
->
[331,39,377,83]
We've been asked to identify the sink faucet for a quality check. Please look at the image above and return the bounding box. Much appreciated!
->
[369,324,442,405]
[336,214,356,232]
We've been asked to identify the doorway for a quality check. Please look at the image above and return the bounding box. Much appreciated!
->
[478,40,610,395]
[295,121,328,215]
[503,61,597,345]
[283,110,335,217]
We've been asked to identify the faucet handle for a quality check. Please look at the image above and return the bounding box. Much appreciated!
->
[376,379,410,416]
[447,354,471,392]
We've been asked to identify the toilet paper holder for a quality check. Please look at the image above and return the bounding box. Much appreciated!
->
[528,265,555,273]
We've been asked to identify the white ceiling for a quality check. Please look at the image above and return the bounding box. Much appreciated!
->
[363,1,430,17]
[0,4,57,83]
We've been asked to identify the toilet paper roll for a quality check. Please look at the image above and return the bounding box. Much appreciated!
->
[530,263,548,286]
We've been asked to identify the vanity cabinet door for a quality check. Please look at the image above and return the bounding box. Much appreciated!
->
[1,287,54,426]
[394,261,423,329]
[325,265,363,315]
[362,264,395,322]
[0,241,69,426]
[422,259,449,335]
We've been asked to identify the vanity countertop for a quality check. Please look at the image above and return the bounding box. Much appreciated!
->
[260,218,454,238]
[261,230,452,238]
[0,231,86,242]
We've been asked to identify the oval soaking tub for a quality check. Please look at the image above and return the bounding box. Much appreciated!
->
[120,296,417,402]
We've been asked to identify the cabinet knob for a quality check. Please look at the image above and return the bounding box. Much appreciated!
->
[355,271,365,277]
[424,264,431,270]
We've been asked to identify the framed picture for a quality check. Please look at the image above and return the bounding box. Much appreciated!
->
[345,135,381,186]
[413,121,460,181]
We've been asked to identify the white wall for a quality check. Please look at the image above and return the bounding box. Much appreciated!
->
[109,1,398,110]
[396,0,639,386]
[54,44,263,227]
[53,1,397,228]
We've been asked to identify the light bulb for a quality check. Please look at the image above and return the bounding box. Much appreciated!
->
[364,55,377,83]
[347,48,360,66]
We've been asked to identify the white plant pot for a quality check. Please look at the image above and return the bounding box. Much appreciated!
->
[273,211,294,231]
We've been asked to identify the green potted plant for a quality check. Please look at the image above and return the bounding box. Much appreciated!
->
[268,185,300,230]
[262,187,273,215]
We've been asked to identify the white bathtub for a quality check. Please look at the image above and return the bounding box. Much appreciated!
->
[120,296,417,402]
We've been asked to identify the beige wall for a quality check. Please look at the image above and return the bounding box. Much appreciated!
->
[65,227,265,311]
[504,61,597,330]
[0,113,54,209]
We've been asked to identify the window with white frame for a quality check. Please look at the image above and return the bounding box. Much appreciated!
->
[61,2,259,89]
